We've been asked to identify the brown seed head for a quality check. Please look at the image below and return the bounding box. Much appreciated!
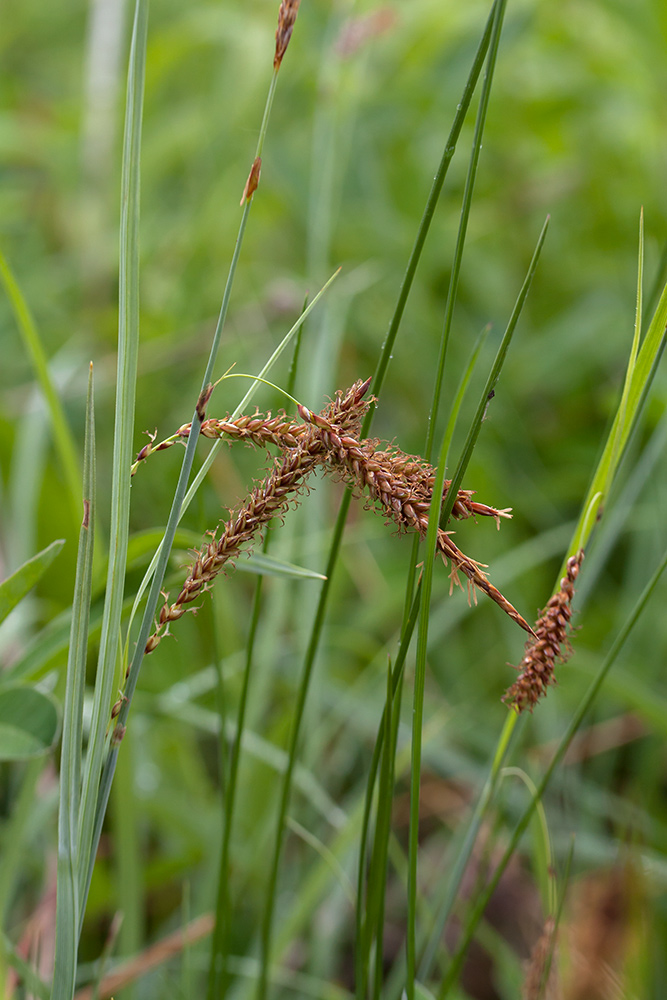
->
[504,550,585,712]
[274,0,300,69]
[240,156,262,207]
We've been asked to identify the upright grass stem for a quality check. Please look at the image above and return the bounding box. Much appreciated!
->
[437,545,667,997]
[78,17,285,933]
[257,8,499,994]
[77,0,148,928]
[206,304,306,1000]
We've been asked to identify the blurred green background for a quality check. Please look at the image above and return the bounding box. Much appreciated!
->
[2,0,667,995]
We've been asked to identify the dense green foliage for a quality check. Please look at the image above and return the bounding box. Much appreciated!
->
[1,0,667,997]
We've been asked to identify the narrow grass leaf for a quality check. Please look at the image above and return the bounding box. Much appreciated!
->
[408,207,546,1000]
[437,545,667,997]
[259,8,500,994]
[0,539,65,626]
[77,0,148,918]
[415,217,550,984]
[566,269,667,563]
[52,363,96,999]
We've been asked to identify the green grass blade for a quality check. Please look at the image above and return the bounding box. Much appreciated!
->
[0,539,65,626]
[53,364,96,999]
[370,664,402,1000]
[258,9,500,994]
[442,216,550,527]
[207,290,306,1000]
[408,210,547,999]
[80,24,290,936]
[355,327,488,998]
[368,0,499,411]
[424,0,506,463]
[0,249,81,523]
[566,261,667,564]
[437,545,667,997]
[77,0,148,915]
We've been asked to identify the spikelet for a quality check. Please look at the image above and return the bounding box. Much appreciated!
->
[274,0,301,70]
[504,550,585,712]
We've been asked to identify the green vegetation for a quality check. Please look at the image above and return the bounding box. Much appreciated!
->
[1,1,667,998]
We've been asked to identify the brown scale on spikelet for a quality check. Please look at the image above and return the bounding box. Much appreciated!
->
[274,0,301,70]
[503,549,585,713]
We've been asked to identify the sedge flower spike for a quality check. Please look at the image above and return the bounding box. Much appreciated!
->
[503,549,585,713]
[139,379,534,660]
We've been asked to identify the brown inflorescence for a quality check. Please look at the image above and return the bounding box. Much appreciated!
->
[503,549,585,713]
[143,379,533,655]
[274,0,301,70]
[295,402,530,636]
[145,380,371,654]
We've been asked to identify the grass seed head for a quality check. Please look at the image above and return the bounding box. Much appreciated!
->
[504,549,585,712]
[274,0,301,70]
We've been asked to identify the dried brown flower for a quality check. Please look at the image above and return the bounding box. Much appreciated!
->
[274,0,300,70]
[142,378,533,655]
[145,380,371,653]
[503,550,585,712]
[240,156,262,206]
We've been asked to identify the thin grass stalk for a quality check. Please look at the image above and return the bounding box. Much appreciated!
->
[355,586,421,1000]
[367,0,499,417]
[437,545,667,998]
[417,712,519,983]
[361,663,395,1000]
[413,219,550,985]
[426,261,666,992]
[77,0,147,921]
[356,328,488,999]
[80,17,284,925]
[441,216,549,530]
[409,19,513,976]
[207,310,304,998]
[423,0,507,464]
[371,665,402,1000]
[406,212,547,999]
[207,565,266,1000]
[126,271,339,631]
[258,11,498,993]
[52,366,96,999]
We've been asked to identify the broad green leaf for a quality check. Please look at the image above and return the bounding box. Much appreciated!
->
[0,685,60,760]
[0,539,65,626]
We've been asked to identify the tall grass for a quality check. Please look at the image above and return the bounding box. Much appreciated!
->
[1,2,666,999]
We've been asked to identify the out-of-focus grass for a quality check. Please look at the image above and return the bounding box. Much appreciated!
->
[1,0,667,997]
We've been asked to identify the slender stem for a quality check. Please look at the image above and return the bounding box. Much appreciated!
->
[80,64,280,932]
[257,7,500,995]
[406,4,508,994]
[437,546,667,997]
